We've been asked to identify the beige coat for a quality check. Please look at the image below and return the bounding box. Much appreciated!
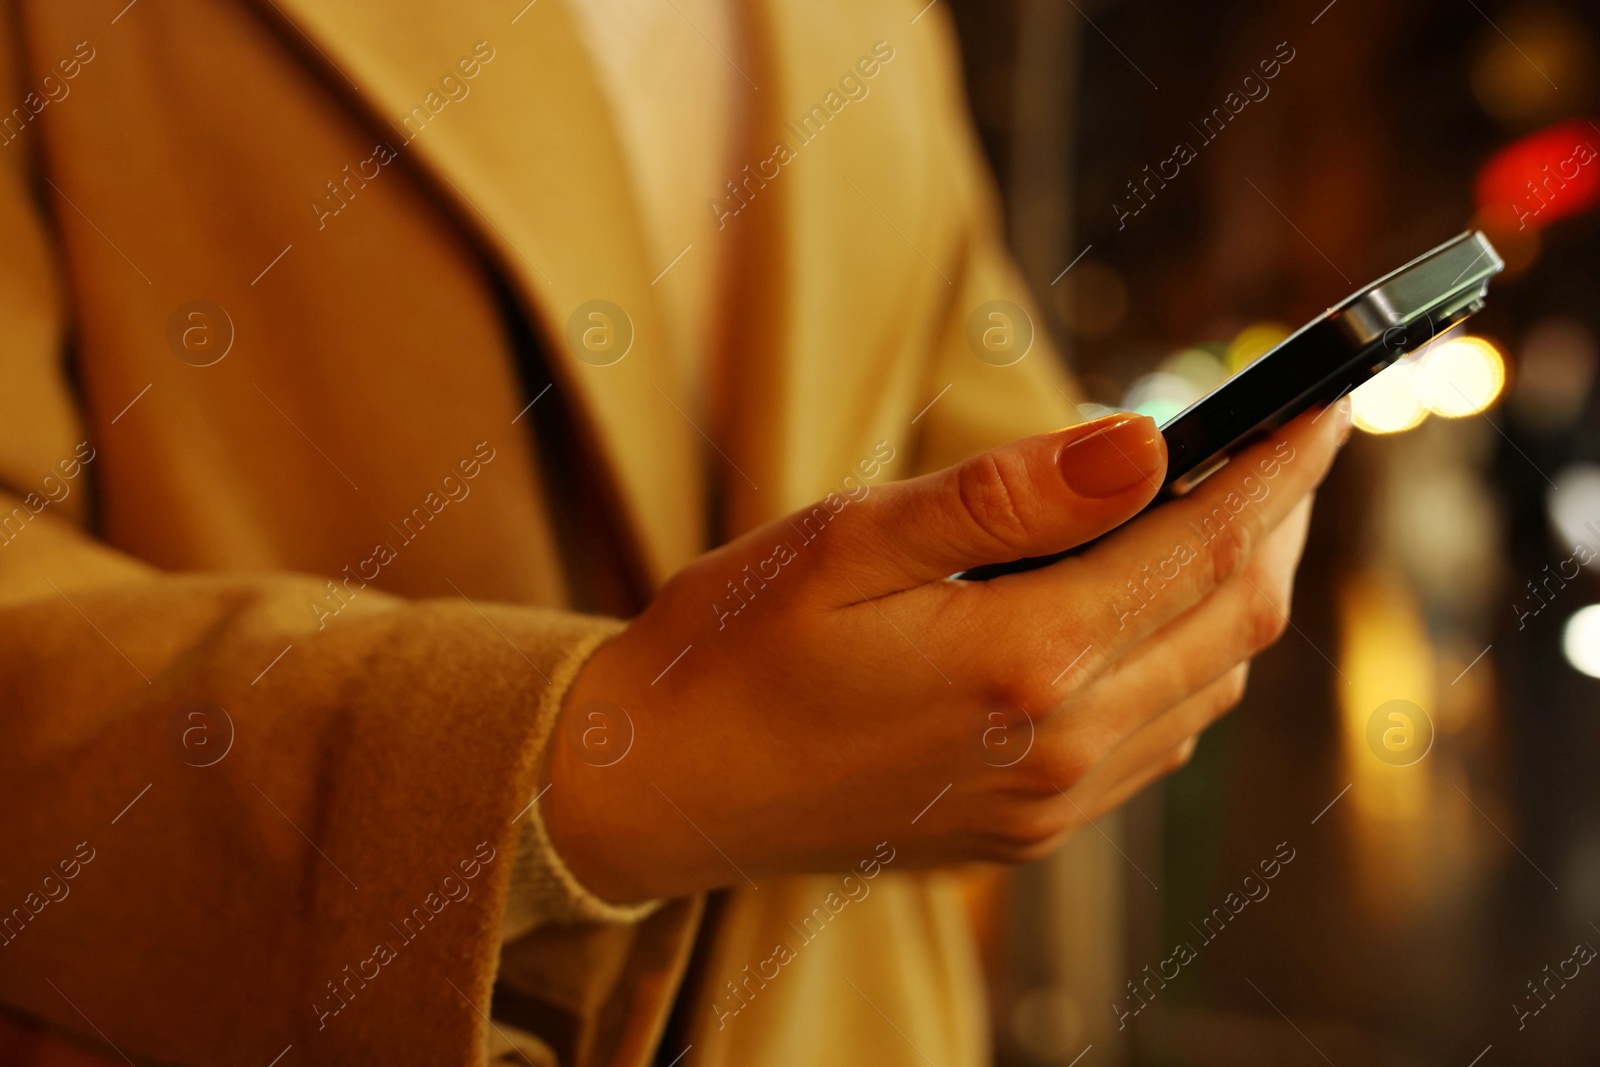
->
[0,0,1075,1063]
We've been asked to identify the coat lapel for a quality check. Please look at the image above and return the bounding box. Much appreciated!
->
[250,0,705,587]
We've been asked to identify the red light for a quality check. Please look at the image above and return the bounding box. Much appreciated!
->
[1475,118,1600,232]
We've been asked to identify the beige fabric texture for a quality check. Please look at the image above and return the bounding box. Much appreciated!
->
[0,0,1078,1064]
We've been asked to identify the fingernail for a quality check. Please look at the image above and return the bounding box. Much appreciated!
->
[1060,414,1165,498]
[1334,397,1355,445]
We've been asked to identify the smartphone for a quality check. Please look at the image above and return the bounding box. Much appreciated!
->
[960,230,1505,580]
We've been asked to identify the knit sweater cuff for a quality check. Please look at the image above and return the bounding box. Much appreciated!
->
[502,619,663,935]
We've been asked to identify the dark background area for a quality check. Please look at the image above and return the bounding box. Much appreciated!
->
[945,0,1600,1063]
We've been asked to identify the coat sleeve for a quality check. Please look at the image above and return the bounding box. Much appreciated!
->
[901,5,1085,478]
[0,26,655,1067]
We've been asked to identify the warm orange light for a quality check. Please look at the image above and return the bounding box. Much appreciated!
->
[1415,336,1506,418]
[1352,359,1427,434]
[1225,323,1291,373]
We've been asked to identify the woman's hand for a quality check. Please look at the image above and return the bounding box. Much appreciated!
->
[544,404,1352,903]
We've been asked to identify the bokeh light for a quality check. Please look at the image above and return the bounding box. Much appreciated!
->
[1473,118,1600,233]
[1547,463,1600,566]
[1159,346,1228,392]
[1225,322,1291,373]
[1352,358,1427,434]
[1124,371,1200,424]
[1511,317,1597,431]
[1562,605,1600,679]
[1470,8,1595,128]
[1415,336,1507,417]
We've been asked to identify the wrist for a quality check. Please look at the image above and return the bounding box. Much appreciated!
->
[541,633,673,904]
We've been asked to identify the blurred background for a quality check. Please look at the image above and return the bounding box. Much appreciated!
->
[941,0,1600,1063]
